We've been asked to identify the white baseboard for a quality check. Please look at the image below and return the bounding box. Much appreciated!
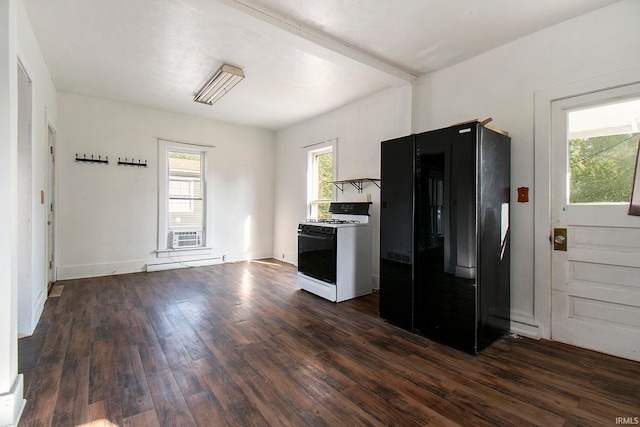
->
[146,257,223,272]
[510,311,542,339]
[29,288,47,335]
[56,249,279,279]
[272,248,297,266]
[56,260,148,280]
[0,374,25,427]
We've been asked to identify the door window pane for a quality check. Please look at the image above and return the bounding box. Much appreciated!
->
[568,98,640,203]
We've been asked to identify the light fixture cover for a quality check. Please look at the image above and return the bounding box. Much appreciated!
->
[194,64,245,105]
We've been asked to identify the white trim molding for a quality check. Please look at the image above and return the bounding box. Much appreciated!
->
[0,374,25,427]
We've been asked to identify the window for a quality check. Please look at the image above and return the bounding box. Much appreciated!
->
[307,143,335,219]
[568,98,640,204]
[168,151,203,226]
[158,139,214,250]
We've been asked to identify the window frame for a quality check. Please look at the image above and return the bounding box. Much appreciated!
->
[307,140,337,219]
[157,139,214,252]
[167,152,203,223]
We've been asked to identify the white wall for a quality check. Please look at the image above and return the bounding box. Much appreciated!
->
[56,93,275,279]
[273,85,412,285]
[412,0,640,337]
[16,0,57,335]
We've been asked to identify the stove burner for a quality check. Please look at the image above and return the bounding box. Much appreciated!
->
[305,219,360,224]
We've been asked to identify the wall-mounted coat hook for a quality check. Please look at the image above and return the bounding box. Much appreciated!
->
[117,157,148,167]
[75,153,109,164]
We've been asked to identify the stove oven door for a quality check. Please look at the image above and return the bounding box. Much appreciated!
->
[298,227,337,283]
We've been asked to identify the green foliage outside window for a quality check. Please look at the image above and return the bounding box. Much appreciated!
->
[316,151,333,219]
[570,133,640,203]
[170,152,200,161]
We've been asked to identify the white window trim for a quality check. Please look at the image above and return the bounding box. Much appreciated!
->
[157,138,214,253]
[306,139,337,219]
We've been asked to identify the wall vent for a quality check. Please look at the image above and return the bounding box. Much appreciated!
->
[170,230,202,249]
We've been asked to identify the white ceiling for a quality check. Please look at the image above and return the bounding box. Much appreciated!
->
[24,0,620,131]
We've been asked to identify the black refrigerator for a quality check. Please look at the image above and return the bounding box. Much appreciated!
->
[379,121,511,354]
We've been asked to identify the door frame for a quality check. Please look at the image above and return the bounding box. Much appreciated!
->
[46,119,56,287]
[17,58,33,335]
[533,66,640,340]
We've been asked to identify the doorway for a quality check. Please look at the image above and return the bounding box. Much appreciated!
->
[549,83,640,361]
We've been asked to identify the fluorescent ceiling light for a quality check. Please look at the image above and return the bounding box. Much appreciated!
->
[194,64,245,105]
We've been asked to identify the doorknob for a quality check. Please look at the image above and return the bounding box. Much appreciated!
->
[553,228,567,251]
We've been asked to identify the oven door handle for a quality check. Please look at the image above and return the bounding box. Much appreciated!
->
[298,232,335,240]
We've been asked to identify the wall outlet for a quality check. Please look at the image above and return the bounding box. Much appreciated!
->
[366,193,371,202]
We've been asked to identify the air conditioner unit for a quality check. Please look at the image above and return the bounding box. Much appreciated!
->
[170,230,202,249]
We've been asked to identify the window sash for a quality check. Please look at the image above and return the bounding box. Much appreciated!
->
[307,143,335,220]
[167,150,205,230]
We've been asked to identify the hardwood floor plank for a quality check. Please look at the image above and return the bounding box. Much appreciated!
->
[65,310,92,364]
[50,357,90,426]
[18,259,640,427]
[115,345,154,419]
[195,356,270,426]
[158,334,195,367]
[88,339,118,404]
[144,306,176,340]
[146,369,196,426]
[130,324,169,375]
[234,375,309,427]
[121,409,161,427]
[282,359,381,426]
[176,327,216,362]
[198,328,262,383]
[175,299,217,332]
[18,299,57,388]
[109,307,135,349]
[20,313,72,425]
[168,360,209,398]
[184,390,229,427]
[86,397,123,427]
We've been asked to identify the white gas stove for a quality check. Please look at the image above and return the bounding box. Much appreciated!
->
[297,202,372,302]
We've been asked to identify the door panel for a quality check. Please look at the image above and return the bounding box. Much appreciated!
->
[551,84,640,362]
[379,135,414,329]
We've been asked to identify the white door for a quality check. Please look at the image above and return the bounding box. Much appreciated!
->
[551,83,640,362]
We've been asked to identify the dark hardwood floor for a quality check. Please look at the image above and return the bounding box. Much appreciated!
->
[18,259,640,426]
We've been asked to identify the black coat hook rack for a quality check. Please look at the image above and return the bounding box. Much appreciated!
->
[117,157,148,167]
[75,153,109,164]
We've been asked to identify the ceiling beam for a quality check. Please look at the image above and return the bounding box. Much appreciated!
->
[214,0,418,86]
